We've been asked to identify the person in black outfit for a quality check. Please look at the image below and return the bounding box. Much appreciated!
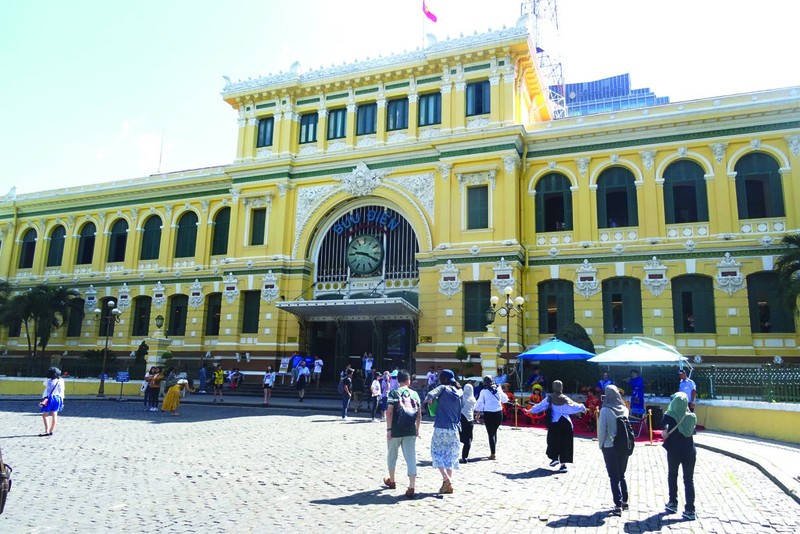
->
[661,392,698,520]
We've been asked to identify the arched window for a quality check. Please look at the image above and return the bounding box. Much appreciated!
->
[76,222,96,265]
[18,228,37,269]
[66,298,84,337]
[747,272,794,333]
[663,160,709,224]
[167,294,189,336]
[205,293,222,336]
[211,207,230,256]
[672,275,715,333]
[602,277,642,334]
[107,219,128,263]
[535,173,573,232]
[596,167,638,228]
[174,211,198,258]
[131,296,152,337]
[538,280,574,334]
[140,215,162,260]
[46,225,66,267]
[734,152,785,219]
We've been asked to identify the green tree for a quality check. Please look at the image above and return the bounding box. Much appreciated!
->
[775,233,800,316]
[0,285,84,357]
[556,322,596,354]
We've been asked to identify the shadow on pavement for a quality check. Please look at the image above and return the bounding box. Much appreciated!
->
[499,467,559,480]
[623,513,684,532]
[310,488,434,506]
[547,511,608,528]
[0,433,45,439]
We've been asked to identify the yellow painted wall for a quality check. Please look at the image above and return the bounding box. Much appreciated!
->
[0,378,145,397]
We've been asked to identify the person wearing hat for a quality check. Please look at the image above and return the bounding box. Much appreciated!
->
[474,375,508,460]
[38,367,65,436]
[677,369,696,412]
[423,369,464,494]
[524,380,585,471]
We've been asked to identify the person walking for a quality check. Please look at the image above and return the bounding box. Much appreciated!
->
[379,371,391,420]
[459,383,477,463]
[662,392,698,520]
[313,356,324,388]
[370,371,382,421]
[525,380,585,471]
[340,368,354,419]
[212,364,224,403]
[423,369,463,494]
[383,369,421,499]
[474,375,507,460]
[598,385,631,516]
[263,365,276,406]
[38,367,65,436]
[295,360,310,402]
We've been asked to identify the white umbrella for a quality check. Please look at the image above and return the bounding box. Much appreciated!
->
[588,338,689,367]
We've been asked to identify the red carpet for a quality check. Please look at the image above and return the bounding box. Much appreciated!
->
[500,409,665,442]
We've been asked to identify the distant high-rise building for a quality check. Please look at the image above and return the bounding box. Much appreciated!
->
[552,73,669,117]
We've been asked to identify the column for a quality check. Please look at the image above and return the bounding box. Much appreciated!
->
[452,81,466,130]
[345,103,357,149]
[407,92,419,140]
[440,83,453,131]
[234,117,247,162]
[489,75,501,125]
[243,117,258,160]
[271,112,284,156]
[376,96,387,145]
[708,143,733,235]
[316,108,328,153]
[639,151,659,240]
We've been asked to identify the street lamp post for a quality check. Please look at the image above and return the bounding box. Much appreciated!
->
[487,286,525,372]
[95,300,122,397]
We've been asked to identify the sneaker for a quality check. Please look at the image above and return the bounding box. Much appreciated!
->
[549,459,560,467]
[665,501,678,513]
[459,458,468,464]
[559,464,567,472]
[621,502,629,511]
[488,454,496,460]
[682,510,696,521]
[611,507,622,517]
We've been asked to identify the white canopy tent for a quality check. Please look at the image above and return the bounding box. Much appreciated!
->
[588,337,692,372]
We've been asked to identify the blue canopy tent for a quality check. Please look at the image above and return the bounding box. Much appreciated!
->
[515,339,595,394]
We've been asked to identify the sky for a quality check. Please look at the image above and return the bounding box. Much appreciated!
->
[1,0,797,196]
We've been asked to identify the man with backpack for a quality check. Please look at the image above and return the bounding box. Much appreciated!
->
[383,369,421,499]
[598,384,635,516]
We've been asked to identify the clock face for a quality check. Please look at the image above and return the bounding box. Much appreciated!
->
[346,234,384,275]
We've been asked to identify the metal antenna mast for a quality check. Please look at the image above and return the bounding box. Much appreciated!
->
[521,0,567,118]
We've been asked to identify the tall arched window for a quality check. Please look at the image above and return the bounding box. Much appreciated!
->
[538,280,575,334]
[663,160,709,224]
[734,152,785,219]
[76,222,96,265]
[174,211,198,258]
[131,296,152,337]
[167,294,189,336]
[535,173,573,232]
[747,272,794,333]
[672,275,715,333]
[602,277,643,334]
[18,228,37,269]
[596,167,638,228]
[46,225,66,267]
[205,293,222,336]
[107,219,128,263]
[140,215,162,260]
[211,207,230,256]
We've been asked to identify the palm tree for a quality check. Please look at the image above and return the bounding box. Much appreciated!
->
[775,233,800,316]
[0,285,83,357]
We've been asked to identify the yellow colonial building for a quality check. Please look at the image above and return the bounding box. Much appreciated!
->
[1,18,799,379]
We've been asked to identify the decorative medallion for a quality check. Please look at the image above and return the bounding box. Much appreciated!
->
[642,257,670,297]
[492,257,516,294]
[336,162,388,197]
[222,273,240,304]
[84,285,98,311]
[117,283,131,312]
[152,281,167,309]
[261,270,279,303]
[438,260,462,299]
[574,259,601,299]
[715,253,745,295]
[188,279,204,309]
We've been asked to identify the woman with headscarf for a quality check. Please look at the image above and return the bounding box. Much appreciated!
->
[474,375,508,460]
[598,385,630,516]
[423,369,463,494]
[661,392,698,520]
[525,380,585,471]
[458,383,476,463]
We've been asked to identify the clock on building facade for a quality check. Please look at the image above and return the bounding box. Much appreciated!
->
[346,234,383,275]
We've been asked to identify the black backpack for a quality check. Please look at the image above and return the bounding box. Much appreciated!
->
[613,416,635,456]
[0,446,12,515]
[392,389,420,436]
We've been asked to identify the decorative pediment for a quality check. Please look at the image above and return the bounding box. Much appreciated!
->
[335,162,388,197]
[642,256,670,297]
[715,252,745,295]
[84,285,98,311]
[456,169,497,194]
[188,279,204,309]
[492,257,516,293]
[438,260,462,299]
[574,259,601,299]
[222,273,240,304]
[261,270,279,303]
[117,283,131,312]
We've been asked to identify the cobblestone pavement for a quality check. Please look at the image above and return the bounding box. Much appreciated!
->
[1,400,798,533]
